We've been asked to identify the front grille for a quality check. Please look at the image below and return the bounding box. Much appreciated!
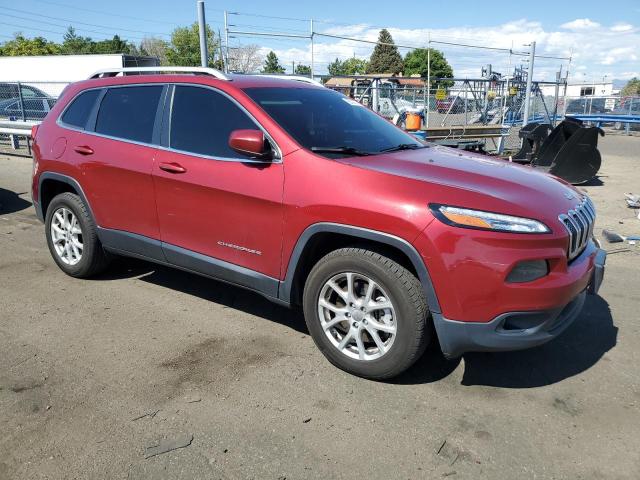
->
[558,196,596,260]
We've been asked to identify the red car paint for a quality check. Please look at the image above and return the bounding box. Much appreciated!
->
[31,74,600,333]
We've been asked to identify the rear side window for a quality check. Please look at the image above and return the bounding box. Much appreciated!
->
[96,86,162,143]
[169,86,256,157]
[61,89,100,129]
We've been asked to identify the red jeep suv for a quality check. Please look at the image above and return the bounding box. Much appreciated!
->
[31,67,606,379]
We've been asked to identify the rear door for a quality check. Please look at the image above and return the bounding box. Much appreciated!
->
[78,84,165,241]
[153,84,284,282]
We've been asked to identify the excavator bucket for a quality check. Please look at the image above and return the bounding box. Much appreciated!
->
[514,118,604,185]
[511,122,551,164]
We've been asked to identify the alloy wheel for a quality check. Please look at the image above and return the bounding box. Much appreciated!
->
[317,272,397,360]
[50,207,83,265]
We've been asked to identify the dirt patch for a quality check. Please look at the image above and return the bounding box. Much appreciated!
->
[160,335,287,391]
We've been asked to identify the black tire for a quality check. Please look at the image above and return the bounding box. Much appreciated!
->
[303,247,430,380]
[45,192,110,278]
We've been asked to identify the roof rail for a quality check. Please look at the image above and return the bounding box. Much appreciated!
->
[253,74,322,86]
[88,66,230,81]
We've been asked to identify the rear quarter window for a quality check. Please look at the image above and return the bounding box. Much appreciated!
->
[60,89,101,129]
[95,86,163,143]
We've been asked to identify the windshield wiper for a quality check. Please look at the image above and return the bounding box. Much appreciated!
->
[379,143,426,153]
[310,146,372,156]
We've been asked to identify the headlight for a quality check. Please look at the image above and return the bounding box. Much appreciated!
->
[430,204,550,233]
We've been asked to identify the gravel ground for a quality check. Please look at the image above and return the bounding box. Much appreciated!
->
[1,132,639,479]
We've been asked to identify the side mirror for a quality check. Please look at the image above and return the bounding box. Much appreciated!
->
[228,129,271,160]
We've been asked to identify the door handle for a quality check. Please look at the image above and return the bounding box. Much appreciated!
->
[159,162,187,174]
[74,145,94,155]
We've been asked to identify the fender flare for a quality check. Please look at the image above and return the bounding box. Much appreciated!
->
[277,222,441,314]
[36,172,96,224]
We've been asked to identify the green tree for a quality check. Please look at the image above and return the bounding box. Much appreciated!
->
[139,37,168,64]
[327,57,368,76]
[294,63,311,75]
[61,27,93,54]
[262,51,285,73]
[403,48,454,87]
[342,57,368,75]
[0,34,60,56]
[93,35,132,54]
[621,77,640,96]
[328,58,345,76]
[366,29,403,74]
[165,22,219,67]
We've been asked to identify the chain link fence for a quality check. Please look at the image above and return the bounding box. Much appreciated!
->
[322,75,566,153]
[0,81,70,153]
[2,78,636,156]
[0,81,69,121]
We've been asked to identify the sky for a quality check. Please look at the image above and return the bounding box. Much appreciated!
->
[0,0,638,82]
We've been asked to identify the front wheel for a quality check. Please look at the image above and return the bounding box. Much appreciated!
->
[303,248,430,379]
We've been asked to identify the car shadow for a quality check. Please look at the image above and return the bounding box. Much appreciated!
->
[93,258,617,387]
[0,187,32,215]
[92,257,308,335]
[394,295,617,388]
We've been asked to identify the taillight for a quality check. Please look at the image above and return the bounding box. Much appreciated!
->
[31,125,38,139]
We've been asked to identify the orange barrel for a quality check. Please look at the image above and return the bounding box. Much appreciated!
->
[405,112,421,131]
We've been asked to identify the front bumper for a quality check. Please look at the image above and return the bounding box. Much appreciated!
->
[435,247,606,358]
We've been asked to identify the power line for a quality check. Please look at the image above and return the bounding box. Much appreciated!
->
[27,0,183,26]
[2,6,172,37]
[0,21,80,38]
[229,22,309,34]
[228,11,310,23]
[1,13,150,41]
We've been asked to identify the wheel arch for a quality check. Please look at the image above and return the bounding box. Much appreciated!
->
[37,172,95,223]
[278,223,441,314]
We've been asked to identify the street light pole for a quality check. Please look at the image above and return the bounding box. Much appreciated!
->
[197,1,208,67]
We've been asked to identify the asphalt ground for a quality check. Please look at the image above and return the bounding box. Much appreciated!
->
[1,131,639,479]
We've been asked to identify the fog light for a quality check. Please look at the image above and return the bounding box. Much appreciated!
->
[506,260,549,283]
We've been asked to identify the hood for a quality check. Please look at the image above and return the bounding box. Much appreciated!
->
[340,145,585,221]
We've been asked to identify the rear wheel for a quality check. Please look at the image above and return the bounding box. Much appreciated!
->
[45,192,110,278]
[303,247,430,379]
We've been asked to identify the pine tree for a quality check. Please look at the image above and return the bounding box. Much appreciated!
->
[263,51,285,73]
[367,29,403,74]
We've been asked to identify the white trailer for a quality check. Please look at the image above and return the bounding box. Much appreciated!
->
[0,54,159,96]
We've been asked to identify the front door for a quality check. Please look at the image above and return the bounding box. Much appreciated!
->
[153,85,284,286]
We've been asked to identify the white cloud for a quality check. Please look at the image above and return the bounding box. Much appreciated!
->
[250,18,638,81]
[611,23,634,32]
[561,19,601,30]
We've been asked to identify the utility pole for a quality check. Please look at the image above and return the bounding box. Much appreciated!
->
[310,19,314,79]
[197,1,208,67]
[426,32,431,128]
[224,11,230,73]
[522,40,535,126]
[292,61,295,74]
[218,29,225,72]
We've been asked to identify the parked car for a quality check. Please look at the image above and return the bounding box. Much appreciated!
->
[0,82,48,101]
[0,96,56,120]
[30,68,606,379]
[565,97,609,115]
[611,98,640,131]
[436,96,465,114]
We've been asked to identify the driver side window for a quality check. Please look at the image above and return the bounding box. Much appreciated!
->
[169,86,257,158]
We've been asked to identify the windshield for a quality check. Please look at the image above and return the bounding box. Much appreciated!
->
[242,87,425,157]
